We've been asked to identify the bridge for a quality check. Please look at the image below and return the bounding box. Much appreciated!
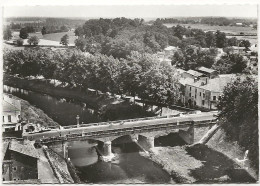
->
[23,111,217,161]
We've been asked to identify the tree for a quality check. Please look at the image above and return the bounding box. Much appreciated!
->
[19,27,29,39]
[205,31,216,48]
[239,40,251,49]
[227,37,238,46]
[215,30,227,48]
[217,77,258,171]
[27,36,40,46]
[60,34,69,46]
[41,26,47,35]
[213,54,247,74]
[3,26,12,40]
[17,39,24,46]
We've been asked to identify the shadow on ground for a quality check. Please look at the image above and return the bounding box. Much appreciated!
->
[186,144,257,183]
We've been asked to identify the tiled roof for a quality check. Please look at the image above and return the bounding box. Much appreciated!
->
[9,140,39,159]
[197,67,217,74]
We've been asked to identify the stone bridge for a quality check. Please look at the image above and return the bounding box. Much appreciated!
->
[24,112,217,161]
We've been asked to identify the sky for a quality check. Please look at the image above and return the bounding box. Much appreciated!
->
[3,5,258,18]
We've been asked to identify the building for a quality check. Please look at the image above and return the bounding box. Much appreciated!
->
[231,46,246,55]
[2,140,39,182]
[183,76,234,110]
[182,69,205,79]
[164,46,178,57]
[2,95,22,132]
[196,67,218,79]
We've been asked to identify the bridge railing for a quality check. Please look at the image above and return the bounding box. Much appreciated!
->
[62,112,191,130]
[38,118,217,144]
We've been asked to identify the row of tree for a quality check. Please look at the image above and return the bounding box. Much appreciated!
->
[3,49,180,105]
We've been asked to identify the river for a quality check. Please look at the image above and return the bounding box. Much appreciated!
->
[4,85,187,183]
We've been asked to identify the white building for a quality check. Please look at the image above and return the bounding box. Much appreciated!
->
[2,94,21,132]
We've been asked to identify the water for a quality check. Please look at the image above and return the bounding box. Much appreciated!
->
[4,85,174,183]
[69,141,173,184]
[4,85,100,126]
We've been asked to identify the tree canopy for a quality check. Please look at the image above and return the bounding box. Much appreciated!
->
[217,77,258,172]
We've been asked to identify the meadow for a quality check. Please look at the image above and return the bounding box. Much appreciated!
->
[12,30,77,45]
[162,23,257,35]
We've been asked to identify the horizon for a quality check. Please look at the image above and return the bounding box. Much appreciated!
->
[3,5,257,18]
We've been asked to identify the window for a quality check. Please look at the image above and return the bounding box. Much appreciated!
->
[218,96,221,100]
[8,115,11,122]
[199,92,201,96]
[213,96,216,101]
[3,116,4,123]
[203,93,205,98]
[195,95,197,99]
[195,89,197,93]
[190,87,191,91]
[202,100,205,105]
[189,93,191,97]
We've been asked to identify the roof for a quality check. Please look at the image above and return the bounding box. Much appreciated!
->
[186,76,234,92]
[2,141,10,161]
[197,67,217,74]
[179,77,195,86]
[164,46,177,51]
[9,140,39,159]
[3,95,21,112]
[185,70,204,77]
[176,68,186,74]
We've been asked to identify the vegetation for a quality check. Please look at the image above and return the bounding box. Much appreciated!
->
[27,36,40,46]
[60,34,69,46]
[19,27,29,39]
[3,26,12,40]
[212,54,248,74]
[3,49,180,105]
[217,77,258,172]
[16,38,24,46]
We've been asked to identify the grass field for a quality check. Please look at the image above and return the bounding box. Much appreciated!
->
[12,31,77,45]
[163,23,257,35]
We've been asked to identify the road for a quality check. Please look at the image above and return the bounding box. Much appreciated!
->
[24,112,217,141]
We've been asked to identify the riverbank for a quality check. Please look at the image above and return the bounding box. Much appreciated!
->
[141,144,257,183]
[7,94,59,128]
[4,74,112,110]
[4,74,157,122]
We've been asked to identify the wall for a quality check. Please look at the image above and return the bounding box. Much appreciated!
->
[3,151,38,181]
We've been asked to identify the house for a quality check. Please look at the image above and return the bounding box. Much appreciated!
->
[183,76,234,110]
[196,67,218,79]
[164,46,178,57]
[231,46,246,54]
[236,23,243,26]
[182,69,205,79]
[2,140,39,182]
[2,95,22,132]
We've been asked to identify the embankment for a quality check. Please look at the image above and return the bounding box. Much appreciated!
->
[4,74,114,110]
[142,144,257,183]
[8,94,59,128]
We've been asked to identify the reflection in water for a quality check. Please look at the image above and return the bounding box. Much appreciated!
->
[4,85,175,183]
[4,85,100,126]
[73,141,173,184]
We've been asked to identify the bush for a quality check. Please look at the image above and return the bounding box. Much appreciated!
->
[17,39,24,46]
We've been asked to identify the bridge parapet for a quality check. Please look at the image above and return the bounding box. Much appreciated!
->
[33,118,217,145]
